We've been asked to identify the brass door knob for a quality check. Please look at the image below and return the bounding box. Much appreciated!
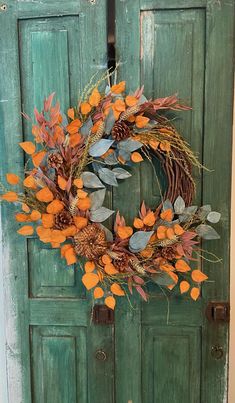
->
[211,345,224,359]
[95,349,107,361]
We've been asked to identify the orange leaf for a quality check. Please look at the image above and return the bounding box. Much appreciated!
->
[36,187,54,203]
[53,126,65,143]
[191,269,208,283]
[85,261,95,273]
[51,242,60,249]
[46,199,64,214]
[61,244,73,257]
[160,209,173,222]
[89,88,101,107]
[111,81,125,94]
[113,99,126,112]
[143,211,155,226]
[6,173,20,185]
[80,102,92,115]
[74,178,83,189]
[66,119,82,134]
[64,247,77,265]
[190,287,200,301]
[133,218,144,229]
[168,271,178,284]
[125,95,138,107]
[175,259,191,272]
[58,175,67,190]
[42,213,54,228]
[1,191,18,202]
[17,225,34,236]
[15,213,30,222]
[67,108,74,120]
[104,263,119,275]
[73,216,88,229]
[156,225,167,240]
[140,247,154,258]
[94,287,104,299]
[50,229,66,244]
[77,197,91,211]
[32,151,46,167]
[62,225,77,237]
[82,273,99,290]
[160,263,175,272]
[36,226,53,243]
[160,140,171,152]
[166,227,175,240]
[110,283,125,296]
[30,210,41,221]
[23,175,37,189]
[180,281,190,294]
[117,226,133,240]
[69,133,82,148]
[101,254,112,265]
[131,152,143,163]
[91,119,103,134]
[77,189,88,199]
[105,295,116,310]
[19,141,36,155]
[173,224,185,235]
[22,203,30,213]
[135,116,149,128]
[149,139,159,150]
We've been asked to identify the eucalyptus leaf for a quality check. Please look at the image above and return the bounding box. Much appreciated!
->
[104,152,118,165]
[196,224,220,240]
[174,196,185,214]
[118,139,143,152]
[80,116,93,136]
[162,199,173,211]
[197,205,212,220]
[112,167,132,179]
[129,231,154,253]
[98,168,118,187]
[105,109,116,134]
[207,211,221,224]
[179,206,198,223]
[118,149,131,162]
[151,272,175,287]
[99,224,114,242]
[90,189,106,211]
[90,207,115,223]
[81,172,104,189]
[89,139,114,157]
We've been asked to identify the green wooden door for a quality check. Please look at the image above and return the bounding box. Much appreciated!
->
[0,1,114,403]
[114,1,234,403]
[0,0,234,402]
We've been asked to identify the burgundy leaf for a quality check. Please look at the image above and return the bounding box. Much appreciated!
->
[135,286,148,302]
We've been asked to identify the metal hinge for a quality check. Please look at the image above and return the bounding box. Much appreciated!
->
[92,304,114,325]
[206,301,230,323]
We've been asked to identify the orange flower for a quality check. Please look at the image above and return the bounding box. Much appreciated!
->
[66,119,82,134]
[125,95,138,107]
[23,175,37,189]
[80,102,91,115]
[143,211,155,226]
[17,225,34,236]
[1,191,18,202]
[19,141,36,155]
[117,226,133,239]
[69,133,82,148]
[166,228,175,240]
[175,259,191,272]
[191,270,208,283]
[135,116,149,128]
[140,247,154,258]
[133,218,144,229]
[190,287,200,301]
[77,189,88,199]
[47,199,64,214]
[15,213,30,222]
[104,263,118,275]
[58,175,67,190]
[111,81,125,94]
[36,187,54,203]
[73,216,88,229]
[85,261,95,273]
[101,254,112,265]
[173,224,184,235]
[67,108,74,120]
[50,229,66,244]
[160,209,173,222]
[6,173,20,185]
[149,139,159,150]
[82,273,99,290]
[61,244,73,257]
[62,225,77,237]
[131,152,143,163]
[89,88,101,107]
[180,281,190,294]
[94,287,104,299]
[110,283,125,296]
[156,225,167,240]
[64,247,77,265]
[42,213,54,228]
[74,178,83,189]
[30,210,41,221]
[105,295,116,310]
[32,151,46,167]
[77,197,91,211]
[113,99,126,112]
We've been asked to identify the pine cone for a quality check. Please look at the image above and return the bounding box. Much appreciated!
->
[113,252,131,272]
[74,224,107,260]
[111,121,131,141]
[161,246,176,260]
[48,152,63,170]
[55,210,73,229]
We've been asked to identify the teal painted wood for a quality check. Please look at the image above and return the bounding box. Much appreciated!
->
[115,1,234,403]
[0,1,108,403]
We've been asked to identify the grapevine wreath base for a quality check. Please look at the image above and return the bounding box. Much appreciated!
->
[0,71,221,309]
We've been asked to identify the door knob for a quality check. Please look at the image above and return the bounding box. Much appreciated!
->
[211,345,223,360]
[95,349,107,361]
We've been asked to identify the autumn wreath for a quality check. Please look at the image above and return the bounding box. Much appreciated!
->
[0,71,221,309]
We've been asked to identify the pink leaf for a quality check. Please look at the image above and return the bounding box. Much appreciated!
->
[135,285,148,302]
[44,92,55,112]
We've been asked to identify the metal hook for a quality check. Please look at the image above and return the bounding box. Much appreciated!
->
[0,4,7,11]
